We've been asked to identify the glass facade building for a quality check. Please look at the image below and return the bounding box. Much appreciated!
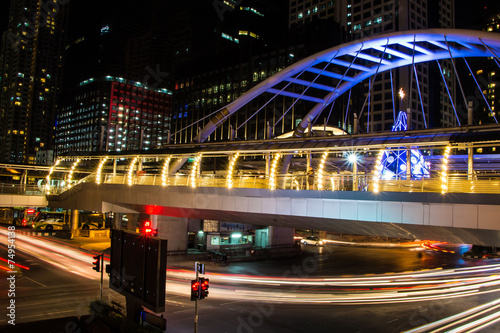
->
[56,77,171,154]
[0,0,67,164]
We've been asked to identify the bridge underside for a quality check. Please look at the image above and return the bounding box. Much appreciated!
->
[49,184,500,246]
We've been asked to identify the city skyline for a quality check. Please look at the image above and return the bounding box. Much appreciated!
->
[1,1,500,163]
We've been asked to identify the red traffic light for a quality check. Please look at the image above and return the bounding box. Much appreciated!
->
[199,278,209,299]
[92,254,101,272]
[191,280,200,301]
[141,220,157,236]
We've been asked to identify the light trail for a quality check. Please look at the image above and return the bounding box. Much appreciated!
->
[0,227,101,280]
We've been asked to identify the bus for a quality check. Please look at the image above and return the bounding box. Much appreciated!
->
[32,210,68,231]
[0,207,38,227]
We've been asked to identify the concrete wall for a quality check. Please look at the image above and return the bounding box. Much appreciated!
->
[0,194,47,207]
[156,215,188,252]
[268,226,295,246]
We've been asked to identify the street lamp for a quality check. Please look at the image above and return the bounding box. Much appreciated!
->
[399,88,405,110]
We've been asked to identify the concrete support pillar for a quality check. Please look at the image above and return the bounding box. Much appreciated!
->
[70,209,79,238]
[468,144,474,181]
[113,159,117,176]
[138,159,143,171]
[112,213,122,230]
[406,149,411,180]
[265,154,271,178]
[267,226,294,247]
[352,161,358,191]
[127,213,139,232]
[156,215,189,252]
[468,100,474,126]
[406,108,411,130]
[353,113,358,134]
[306,153,311,170]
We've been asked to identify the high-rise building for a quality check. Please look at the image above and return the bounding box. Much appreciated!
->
[0,0,68,164]
[56,76,171,154]
[170,0,345,143]
[56,0,172,155]
[460,12,500,125]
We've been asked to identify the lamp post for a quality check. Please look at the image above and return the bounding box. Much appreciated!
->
[398,88,405,110]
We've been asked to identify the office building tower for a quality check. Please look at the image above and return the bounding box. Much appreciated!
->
[0,0,67,163]
[56,76,172,154]
[56,0,172,155]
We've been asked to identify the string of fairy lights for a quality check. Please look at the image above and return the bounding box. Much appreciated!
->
[161,156,172,187]
[127,156,139,186]
[227,152,240,189]
[43,144,469,194]
[441,146,451,194]
[269,153,281,190]
[190,154,202,188]
[96,157,108,185]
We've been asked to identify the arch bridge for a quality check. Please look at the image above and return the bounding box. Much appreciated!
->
[19,29,500,245]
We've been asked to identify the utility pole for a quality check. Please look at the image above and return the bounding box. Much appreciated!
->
[100,253,104,301]
[192,262,206,333]
[194,267,199,333]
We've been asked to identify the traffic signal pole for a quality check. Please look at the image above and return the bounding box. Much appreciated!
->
[100,253,104,301]
[194,267,199,333]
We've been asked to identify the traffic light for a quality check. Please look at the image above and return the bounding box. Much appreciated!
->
[199,278,209,299]
[191,279,200,301]
[141,220,157,236]
[92,255,101,272]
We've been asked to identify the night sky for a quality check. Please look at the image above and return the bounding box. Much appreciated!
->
[1,1,500,48]
[1,1,9,34]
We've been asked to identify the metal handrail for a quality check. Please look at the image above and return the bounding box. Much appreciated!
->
[18,171,500,196]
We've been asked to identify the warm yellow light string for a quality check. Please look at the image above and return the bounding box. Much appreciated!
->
[372,149,385,193]
[96,157,108,185]
[127,157,139,186]
[441,146,451,194]
[269,153,281,190]
[46,159,62,194]
[190,155,202,188]
[227,152,240,189]
[317,151,329,190]
[161,156,172,186]
[67,158,81,188]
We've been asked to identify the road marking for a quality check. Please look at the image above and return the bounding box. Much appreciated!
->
[171,309,196,314]
[387,319,398,323]
[20,309,75,319]
[166,300,185,306]
[23,276,47,287]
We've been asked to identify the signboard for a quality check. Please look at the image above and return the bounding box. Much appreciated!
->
[109,230,167,312]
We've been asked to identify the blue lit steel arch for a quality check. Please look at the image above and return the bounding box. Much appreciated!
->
[169,29,500,173]
[194,29,500,142]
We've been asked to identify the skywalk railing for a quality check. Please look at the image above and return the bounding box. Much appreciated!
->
[0,184,45,196]
[45,172,500,195]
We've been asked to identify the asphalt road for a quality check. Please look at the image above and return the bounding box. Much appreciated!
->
[0,241,104,326]
[1,229,499,332]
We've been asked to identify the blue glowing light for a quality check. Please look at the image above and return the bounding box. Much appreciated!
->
[379,111,430,180]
